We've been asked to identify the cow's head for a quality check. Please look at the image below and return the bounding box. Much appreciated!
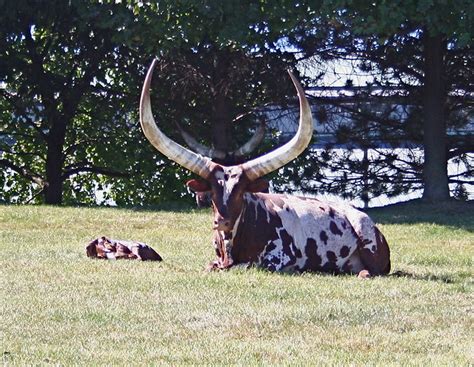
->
[140,59,313,235]
[179,119,266,208]
[186,166,269,231]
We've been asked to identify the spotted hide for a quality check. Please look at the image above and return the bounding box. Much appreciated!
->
[86,236,162,261]
[188,168,390,276]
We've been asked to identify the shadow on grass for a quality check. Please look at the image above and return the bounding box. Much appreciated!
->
[3,197,471,230]
[366,199,474,232]
[388,270,467,284]
[0,201,203,214]
[246,268,468,285]
[72,201,208,214]
[125,202,203,213]
[103,198,473,230]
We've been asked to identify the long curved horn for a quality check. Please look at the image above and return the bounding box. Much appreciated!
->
[242,71,313,181]
[176,124,227,160]
[140,59,215,179]
[232,120,266,157]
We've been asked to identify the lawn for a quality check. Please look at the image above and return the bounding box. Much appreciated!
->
[1,201,473,365]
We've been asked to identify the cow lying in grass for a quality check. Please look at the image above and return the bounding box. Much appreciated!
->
[139,59,390,277]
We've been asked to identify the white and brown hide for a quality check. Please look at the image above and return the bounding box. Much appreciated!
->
[86,236,162,261]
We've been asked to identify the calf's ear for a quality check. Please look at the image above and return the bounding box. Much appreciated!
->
[85,239,98,257]
[186,179,211,192]
[247,178,269,193]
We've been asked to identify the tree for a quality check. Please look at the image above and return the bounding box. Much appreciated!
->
[274,0,473,203]
[0,1,146,204]
[0,1,309,205]
[346,1,472,202]
[4,1,470,206]
[130,1,304,153]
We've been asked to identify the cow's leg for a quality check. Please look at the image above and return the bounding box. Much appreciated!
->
[207,233,226,271]
[357,226,391,276]
[332,205,391,276]
[207,232,235,271]
[205,260,221,272]
[258,239,297,272]
[341,251,365,274]
[260,253,284,271]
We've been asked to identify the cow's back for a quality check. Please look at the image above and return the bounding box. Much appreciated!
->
[232,193,363,273]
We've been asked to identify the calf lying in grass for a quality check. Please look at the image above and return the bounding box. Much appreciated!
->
[86,236,162,261]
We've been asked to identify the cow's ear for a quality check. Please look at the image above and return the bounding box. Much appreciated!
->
[247,178,269,193]
[186,179,211,192]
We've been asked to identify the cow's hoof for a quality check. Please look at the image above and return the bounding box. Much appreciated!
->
[205,261,220,272]
[233,262,251,270]
[358,270,371,279]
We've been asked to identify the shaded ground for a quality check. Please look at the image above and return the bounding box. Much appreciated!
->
[368,199,474,231]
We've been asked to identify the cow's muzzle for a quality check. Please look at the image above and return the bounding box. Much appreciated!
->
[213,217,232,232]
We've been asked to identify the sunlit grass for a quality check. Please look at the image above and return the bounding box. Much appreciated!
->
[1,202,472,365]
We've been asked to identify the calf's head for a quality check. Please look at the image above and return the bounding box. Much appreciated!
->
[140,58,313,233]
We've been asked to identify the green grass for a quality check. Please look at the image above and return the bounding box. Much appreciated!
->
[1,201,473,365]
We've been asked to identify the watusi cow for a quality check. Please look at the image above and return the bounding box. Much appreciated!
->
[140,59,390,276]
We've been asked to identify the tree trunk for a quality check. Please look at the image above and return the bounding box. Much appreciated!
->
[210,49,233,152]
[212,93,231,151]
[44,120,67,204]
[422,33,450,202]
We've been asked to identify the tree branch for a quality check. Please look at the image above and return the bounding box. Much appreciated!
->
[447,146,474,160]
[0,89,48,140]
[0,159,46,186]
[448,179,473,185]
[62,165,132,180]
[0,146,45,159]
